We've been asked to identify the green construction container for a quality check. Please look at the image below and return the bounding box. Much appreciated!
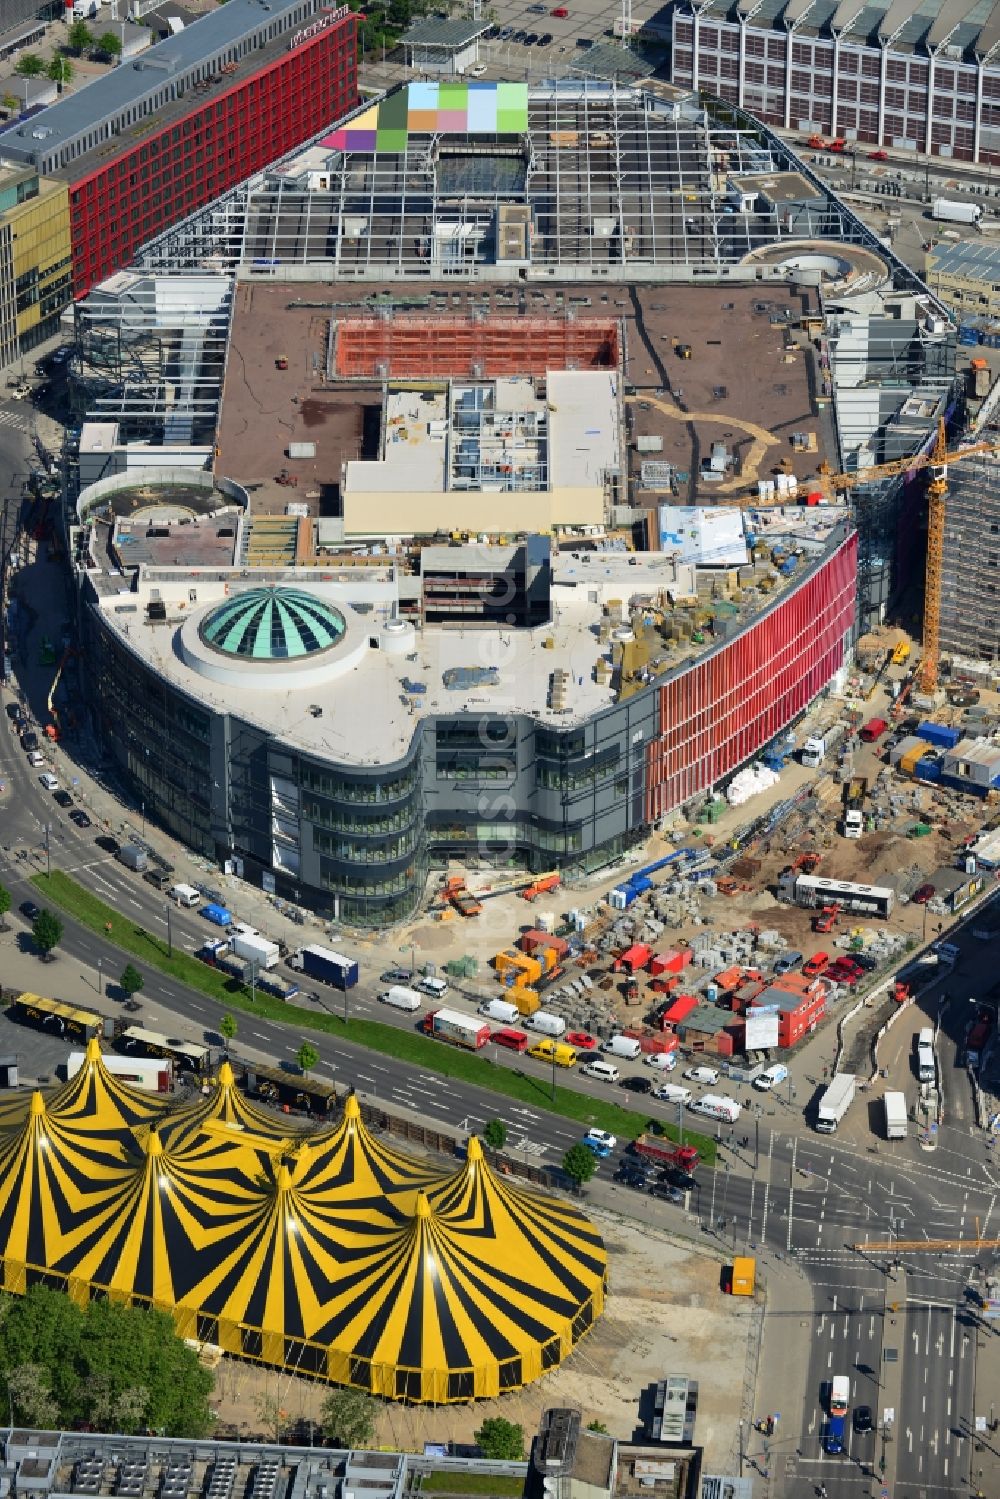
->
[907,822,932,838]
[703,797,727,824]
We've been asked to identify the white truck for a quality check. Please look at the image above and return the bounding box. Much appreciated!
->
[231,931,280,970]
[815,1073,856,1133]
[883,1091,908,1139]
[802,722,846,770]
[932,197,982,225]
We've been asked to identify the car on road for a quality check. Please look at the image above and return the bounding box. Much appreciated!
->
[20,900,40,922]
[27,750,45,767]
[39,772,59,792]
[867,149,889,160]
[550,6,568,15]
[660,1164,697,1191]
[613,1164,650,1190]
[802,952,829,977]
[539,31,553,42]
[582,1135,612,1158]
[619,1075,653,1093]
[53,790,73,809]
[853,1405,873,1432]
[648,1182,684,1204]
[380,968,411,984]
[21,731,39,752]
[69,809,92,828]
[566,1030,597,1049]
[524,31,538,43]
[684,1065,719,1085]
[584,1128,617,1152]
[912,883,936,904]
[4,703,22,722]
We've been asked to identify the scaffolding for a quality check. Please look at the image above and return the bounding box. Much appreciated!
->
[333,314,619,379]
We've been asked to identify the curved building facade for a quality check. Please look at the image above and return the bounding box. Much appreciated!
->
[77,479,857,927]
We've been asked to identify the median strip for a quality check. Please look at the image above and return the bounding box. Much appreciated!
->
[31,869,717,1158]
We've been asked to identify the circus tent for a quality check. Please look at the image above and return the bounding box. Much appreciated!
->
[0,1040,607,1401]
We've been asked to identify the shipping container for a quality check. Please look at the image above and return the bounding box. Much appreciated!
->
[916,720,962,749]
[67,1050,172,1093]
[290,944,359,990]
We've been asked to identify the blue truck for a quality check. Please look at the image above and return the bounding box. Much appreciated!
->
[823,1413,846,1454]
[201,902,233,927]
[290,944,359,990]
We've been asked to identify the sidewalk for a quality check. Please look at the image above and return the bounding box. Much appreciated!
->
[970,1292,1000,1499]
[751,1253,816,1497]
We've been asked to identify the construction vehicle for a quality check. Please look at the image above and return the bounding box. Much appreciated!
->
[841,776,868,839]
[521,872,561,901]
[437,876,483,918]
[814,419,1000,694]
[891,640,911,666]
[791,852,823,874]
[814,902,840,933]
[631,1136,700,1174]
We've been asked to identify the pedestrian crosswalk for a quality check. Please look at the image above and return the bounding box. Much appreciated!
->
[0,409,29,432]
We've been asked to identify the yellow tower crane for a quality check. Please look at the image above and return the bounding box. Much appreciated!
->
[815,419,1000,693]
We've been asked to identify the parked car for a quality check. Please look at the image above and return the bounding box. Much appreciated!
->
[613,1164,650,1190]
[550,6,569,15]
[802,952,829,977]
[467,62,487,76]
[684,1065,719,1085]
[619,1075,653,1093]
[660,1164,697,1192]
[853,1405,873,1433]
[39,772,59,792]
[645,1052,677,1070]
[912,883,936,904]
[53,790,73,808]
[853,953,878,971]
[380,968,411,984]
[539,30,553,42]
[492,1028,529,1053]
[4,703,22,722]
[566,1030,598,1049]
[20,900,40,922]
[524,32,538,43]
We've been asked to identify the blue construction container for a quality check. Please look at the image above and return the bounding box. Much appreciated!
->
[915,756,942,781]
[916,720,961,750]
[958,325,981,346]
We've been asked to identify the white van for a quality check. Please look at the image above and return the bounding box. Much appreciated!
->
[655,1082,692,1105]
[380,985,422,1012]
[581,1059,619,1083]
[917,1027,935,1050]
[39,771,59,791]
[416,976,449,1000]
[478,998,521,1026]
[689,1093,742,1123]
[917,1044,936,1083]
[169,883,202,908]
[754,1063,789,1092]
[527,1010,567,1037]
[602,1034,642,1061]
[646,1051,677,1071]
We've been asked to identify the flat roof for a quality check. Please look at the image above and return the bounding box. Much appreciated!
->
[1,0,336,174]
[927,239,1000,286]
[402,16,489,46]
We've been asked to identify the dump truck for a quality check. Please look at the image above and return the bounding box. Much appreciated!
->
[632,1135,700,1174]
[815,1073,856,1133]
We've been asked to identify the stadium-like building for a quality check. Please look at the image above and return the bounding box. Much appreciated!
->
[0,1041,607,1402]
[66,81,956,925]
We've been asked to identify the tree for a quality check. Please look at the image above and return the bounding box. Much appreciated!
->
[219,1013,237,1049]
[6,1364,59,1428]
[586,1420,609,1434]
[483,1119,508,1155]
[14,53,43,77]
[94,30,122,59]
[32,909,63,959]
[0,883,10,931]
[119,963,144,999]
[66,19,92,52]
[562,1143,597,1190]
[297,1040,319,1075]
[0,94,17,115]
[475,1417,524,1460]
[253,1392,287,1443]
[48,56,73,88]
[0,1286,213,1437]
[319,1385,378,1448]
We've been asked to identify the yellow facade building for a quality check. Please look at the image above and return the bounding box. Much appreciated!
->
[0,164,72,366]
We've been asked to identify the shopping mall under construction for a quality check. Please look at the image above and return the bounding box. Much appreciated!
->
[64,80,959,925]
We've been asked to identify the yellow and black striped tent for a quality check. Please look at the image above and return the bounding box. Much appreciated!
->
[0,1040,607,1401]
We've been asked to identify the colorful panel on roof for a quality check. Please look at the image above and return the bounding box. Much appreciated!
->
[322,82,529,153]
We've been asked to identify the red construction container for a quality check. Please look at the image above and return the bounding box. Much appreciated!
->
[613,943,653,974]
[650,948,690,976]
[714,965,744,993]
[660,993,700,1028]
[519,929,570,959]
[623,1031,679,1055]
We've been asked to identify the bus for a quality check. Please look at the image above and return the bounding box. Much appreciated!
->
[11,992,102,1041]
[779,872,895,919]
[114,1024,211,1076]
[237,1059,338,1117]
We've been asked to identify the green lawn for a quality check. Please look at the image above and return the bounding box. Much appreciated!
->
[30,869,716,1160]
[421,1476,525,1497]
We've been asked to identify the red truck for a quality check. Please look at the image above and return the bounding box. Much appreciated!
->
[632,1135,700,1174]
[422,1008,491,1049]
[860,717,888,742]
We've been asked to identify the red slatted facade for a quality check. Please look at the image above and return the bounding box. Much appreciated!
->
[645,533,858,819]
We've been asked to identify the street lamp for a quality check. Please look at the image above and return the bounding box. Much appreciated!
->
[97,957,102,997]
[165,900,172,958]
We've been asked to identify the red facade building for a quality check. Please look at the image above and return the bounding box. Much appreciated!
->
[66,12,356,297]
[645,533,857,819]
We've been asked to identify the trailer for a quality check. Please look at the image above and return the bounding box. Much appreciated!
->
[932,197,982,224]
[422,1008,491,1049]
[883,1091,908,1139]
[815,1073,856,1132]
[68,1050,172,1093]
[231,932,280,970]
[290,944,359,990]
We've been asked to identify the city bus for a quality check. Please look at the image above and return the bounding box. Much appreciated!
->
[10,992,102,1041]
[237,1059,338,1117]
[114,1025,211,1076]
